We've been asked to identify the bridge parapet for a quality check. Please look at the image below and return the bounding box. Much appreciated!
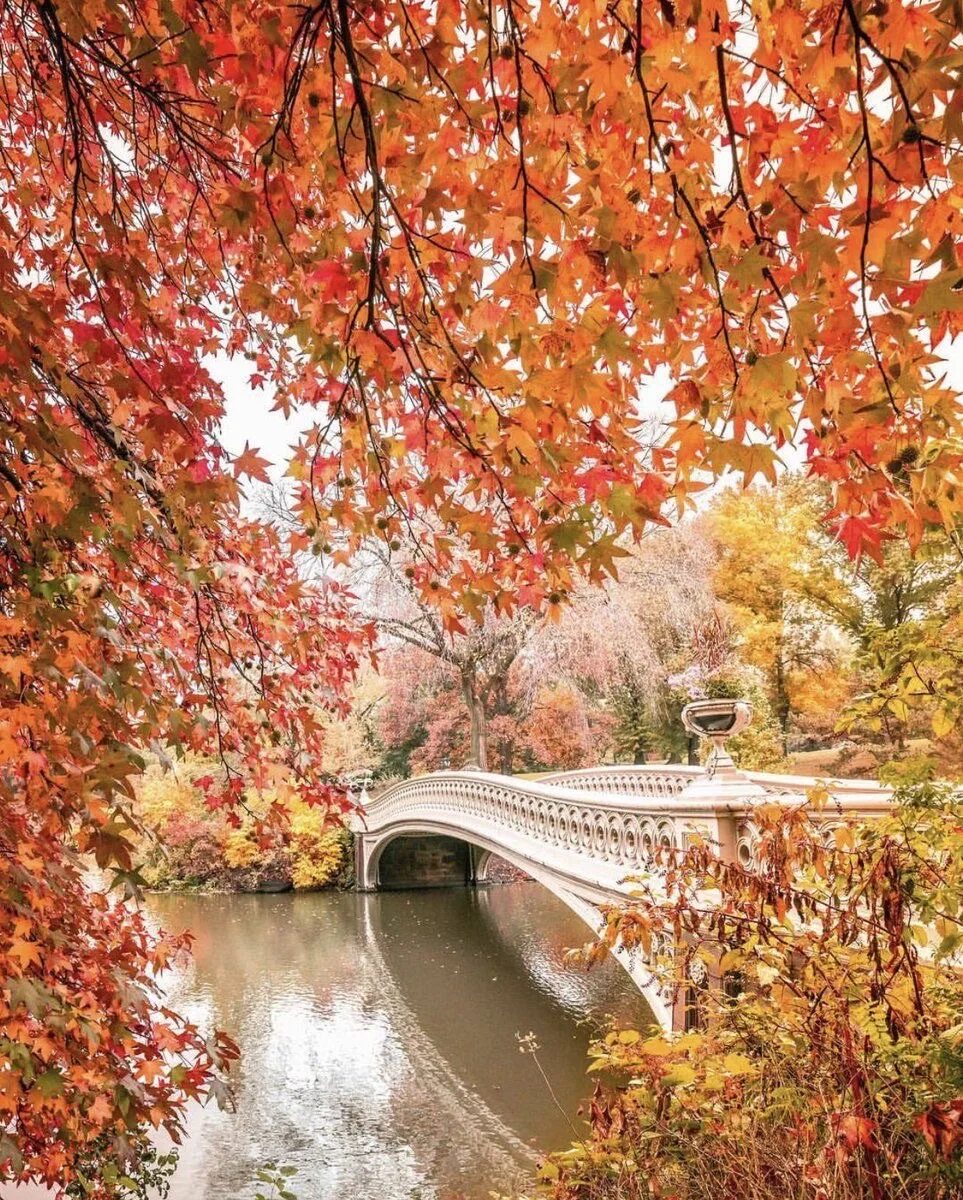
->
[352,768,719,897]
[537,765,702,798]
[542,763,892,809]
[351,764,891,893]
[539,763,892,867]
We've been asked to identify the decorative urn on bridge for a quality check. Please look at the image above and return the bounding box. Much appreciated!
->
[679,697,763,864]
[681,697,753,779]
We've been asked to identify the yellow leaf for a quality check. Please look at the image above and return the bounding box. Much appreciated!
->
[506,425,540,461]
[807,783,831,810]
[719,949,744,974]
[722,1053,755,1075]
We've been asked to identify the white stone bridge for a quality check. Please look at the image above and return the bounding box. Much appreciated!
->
[350,761,890,1030]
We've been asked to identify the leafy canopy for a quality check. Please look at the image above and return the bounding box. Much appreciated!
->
[8,0,961,609]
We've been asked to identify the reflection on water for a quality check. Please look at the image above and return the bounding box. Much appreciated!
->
[145,883,653,1200]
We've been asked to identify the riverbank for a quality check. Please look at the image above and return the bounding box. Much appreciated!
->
[133,755,359,893]
[137,824,355,894]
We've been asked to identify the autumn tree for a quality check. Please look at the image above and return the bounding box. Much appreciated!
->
[710,479,961,753]
[0,3,378,1189]
[369,524,719,772]
[534,524,722,761]
[525,683,614,771]
[6,0,963,1191]
[353,542,536,768]
[841,571,963,763]
[708,480,839,743]
[145,0,963,615]
[261,0,963,589]
[375,646,469,773]
[810,528,961,751]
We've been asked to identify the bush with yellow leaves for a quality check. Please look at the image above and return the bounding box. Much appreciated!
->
[289,802,351,889]
[133,755,352,891]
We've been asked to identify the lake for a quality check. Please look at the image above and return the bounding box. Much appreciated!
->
[146,882,652,1200]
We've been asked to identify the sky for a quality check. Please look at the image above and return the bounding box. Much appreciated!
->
[211,352,315,486]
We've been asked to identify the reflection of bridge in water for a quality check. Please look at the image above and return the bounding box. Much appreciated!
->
[352,763,891,1030]
[363,885,646,1160]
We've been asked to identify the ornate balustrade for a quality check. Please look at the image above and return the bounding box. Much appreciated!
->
[540,763,891,866]
[538,764,702,798]
[543,762,892,810]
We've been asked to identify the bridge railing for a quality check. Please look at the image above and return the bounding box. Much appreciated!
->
[354,763,892,889]
[541,763,892,811]
[537,765,702,798]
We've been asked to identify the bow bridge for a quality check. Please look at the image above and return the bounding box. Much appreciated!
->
[351,753,890,1031]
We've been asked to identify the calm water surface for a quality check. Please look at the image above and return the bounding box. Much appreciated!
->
[146,884,652,1200]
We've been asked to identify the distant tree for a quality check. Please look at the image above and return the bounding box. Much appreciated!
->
[525,683,615,771]
[530,524,721,761]
[316,666,386,780]
[806,529,960,750]
[710,479,961,753]
[708,480,835,745]
[354,544,535,770]
[841,574,963,766]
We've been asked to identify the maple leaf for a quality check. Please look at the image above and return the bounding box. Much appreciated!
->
[832,1112,879,1154]
[835,515,885,564]
[233,441,272,482]
[915,1098,963,1160]
[87,1094,114,1123]
[8,938,42,971]
[138,1058,166,1086]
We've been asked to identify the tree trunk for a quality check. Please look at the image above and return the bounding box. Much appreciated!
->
[774,635,790,752]
[460,672,488,770]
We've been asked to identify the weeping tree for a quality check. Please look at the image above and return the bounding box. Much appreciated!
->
[529,523,721,762]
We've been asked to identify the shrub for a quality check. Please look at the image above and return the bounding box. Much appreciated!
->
[540,778,963,1200]
[289,806,351,889]
[132,756,351,891]
[223,826,261,870]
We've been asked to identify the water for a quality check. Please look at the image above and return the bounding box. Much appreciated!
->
[146,883,653,1200]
